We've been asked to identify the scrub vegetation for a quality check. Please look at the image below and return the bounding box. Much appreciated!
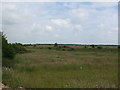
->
[1,33,118,88]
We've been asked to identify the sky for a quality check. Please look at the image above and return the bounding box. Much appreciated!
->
[1,2,118,44]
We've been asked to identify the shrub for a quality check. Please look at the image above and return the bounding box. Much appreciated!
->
[97,46,103,49]
[84,46,87,48]
[62,48,65,51]
[63,45,67,48]
[39,47,43,49]
[2,33,16,59]
[3,44,16,59]
[90,45,95,48]
[12,43,27,53]
[48,47,52,49]
[68,48,74,51]
[54,43,58,47]
[33,45,36,47]
[1,32,27,68]
[118,45,120,49]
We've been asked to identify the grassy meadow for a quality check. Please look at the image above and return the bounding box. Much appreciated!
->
[2,45,118,88]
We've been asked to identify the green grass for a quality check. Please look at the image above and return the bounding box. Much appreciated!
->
[2,46,118,88]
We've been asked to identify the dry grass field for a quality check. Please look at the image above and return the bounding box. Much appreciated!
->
[2,45,118,88]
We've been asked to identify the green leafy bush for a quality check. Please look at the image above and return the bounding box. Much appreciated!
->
[12,43,27,53]
[2,33,16,59]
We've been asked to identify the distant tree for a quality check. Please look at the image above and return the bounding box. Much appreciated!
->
[63,45,67,48]
[118,45,120,49]
[33,44,36,47]
[90,45,95,48]
[97,46,103,49]
[54,43,58,47]
[84,46,87,48]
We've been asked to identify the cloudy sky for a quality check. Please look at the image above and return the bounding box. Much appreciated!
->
[2,2,118,44]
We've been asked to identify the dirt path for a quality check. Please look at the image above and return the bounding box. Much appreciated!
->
[0,83,26,90]
[0,83,9,89]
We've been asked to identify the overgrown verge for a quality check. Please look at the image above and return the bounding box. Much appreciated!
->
[2,67,21,88]
[1,32,28,88]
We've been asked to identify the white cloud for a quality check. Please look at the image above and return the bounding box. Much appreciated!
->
[45,25,54,32]
[51,19,70,27]
[2,2,118,44]
[54,34,60,38]
[113,27,118,31]
[97,23,105,29]
[91,2,118,8]
[1,0,119,2]
[69,9,89,20]
[74,24,83,31]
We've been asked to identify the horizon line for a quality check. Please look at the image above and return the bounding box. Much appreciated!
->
[9,42,118,45]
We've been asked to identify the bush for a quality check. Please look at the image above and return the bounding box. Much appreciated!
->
[62,48,66,51]
[1,32,27,68]
[63,45,67,48]
[48,47,52,49]
[33,45,36,47]
[90,45,95,48]
[2,33,16,59]
[68,48,74,51]
[12,43,27,53]
[3,44,16,59]
[54,43,58,47]
[97,46,103,49]
[84,46,87,48]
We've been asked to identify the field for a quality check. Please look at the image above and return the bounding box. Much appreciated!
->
[2,45,118,88]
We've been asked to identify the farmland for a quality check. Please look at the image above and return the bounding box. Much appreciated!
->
[2,45,118,88]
